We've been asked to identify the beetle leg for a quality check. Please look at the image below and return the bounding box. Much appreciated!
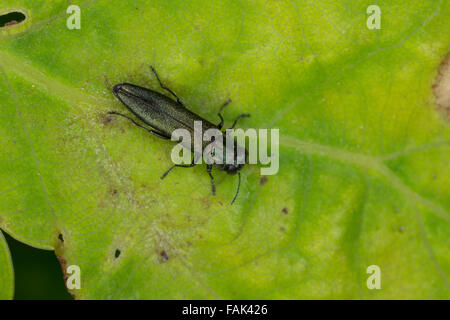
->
[229,113,250,130]
[160,154,199,180]
[217,99,231,130]
[107,112,170,139]
[150,66,185,107]
[160,163,195,180]
[231,172,241,205]
[206,164,216,195]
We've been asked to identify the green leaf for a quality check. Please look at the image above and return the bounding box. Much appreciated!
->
[0,0,449,299]
[0,231,14,299]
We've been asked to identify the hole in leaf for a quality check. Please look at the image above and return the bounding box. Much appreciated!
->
[0,11,26,28]
[114,249,121,258]
[58,233,64,243]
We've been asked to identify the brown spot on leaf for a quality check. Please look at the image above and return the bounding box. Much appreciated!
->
[101,113,114,125]
[160,250,169,262]
[282,207,288,214]
[259,176,268,185]
[55,255,77,299]
[280,227,285,232]
[5,20,18,26]
[433,52,450,120]
[199,196,212,209]
[56,255,68,281]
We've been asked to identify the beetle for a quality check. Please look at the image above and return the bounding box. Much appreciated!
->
[109,66,250,204]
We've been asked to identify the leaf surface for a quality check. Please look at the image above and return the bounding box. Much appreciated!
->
[0,0,449,299]
[0,231,13,299]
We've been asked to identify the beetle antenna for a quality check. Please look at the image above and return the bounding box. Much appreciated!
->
[231,172,241,205]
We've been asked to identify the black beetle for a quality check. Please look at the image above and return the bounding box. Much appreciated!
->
[110,66,250,204]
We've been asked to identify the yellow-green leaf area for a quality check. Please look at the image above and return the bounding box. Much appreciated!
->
[0,0,449,299]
